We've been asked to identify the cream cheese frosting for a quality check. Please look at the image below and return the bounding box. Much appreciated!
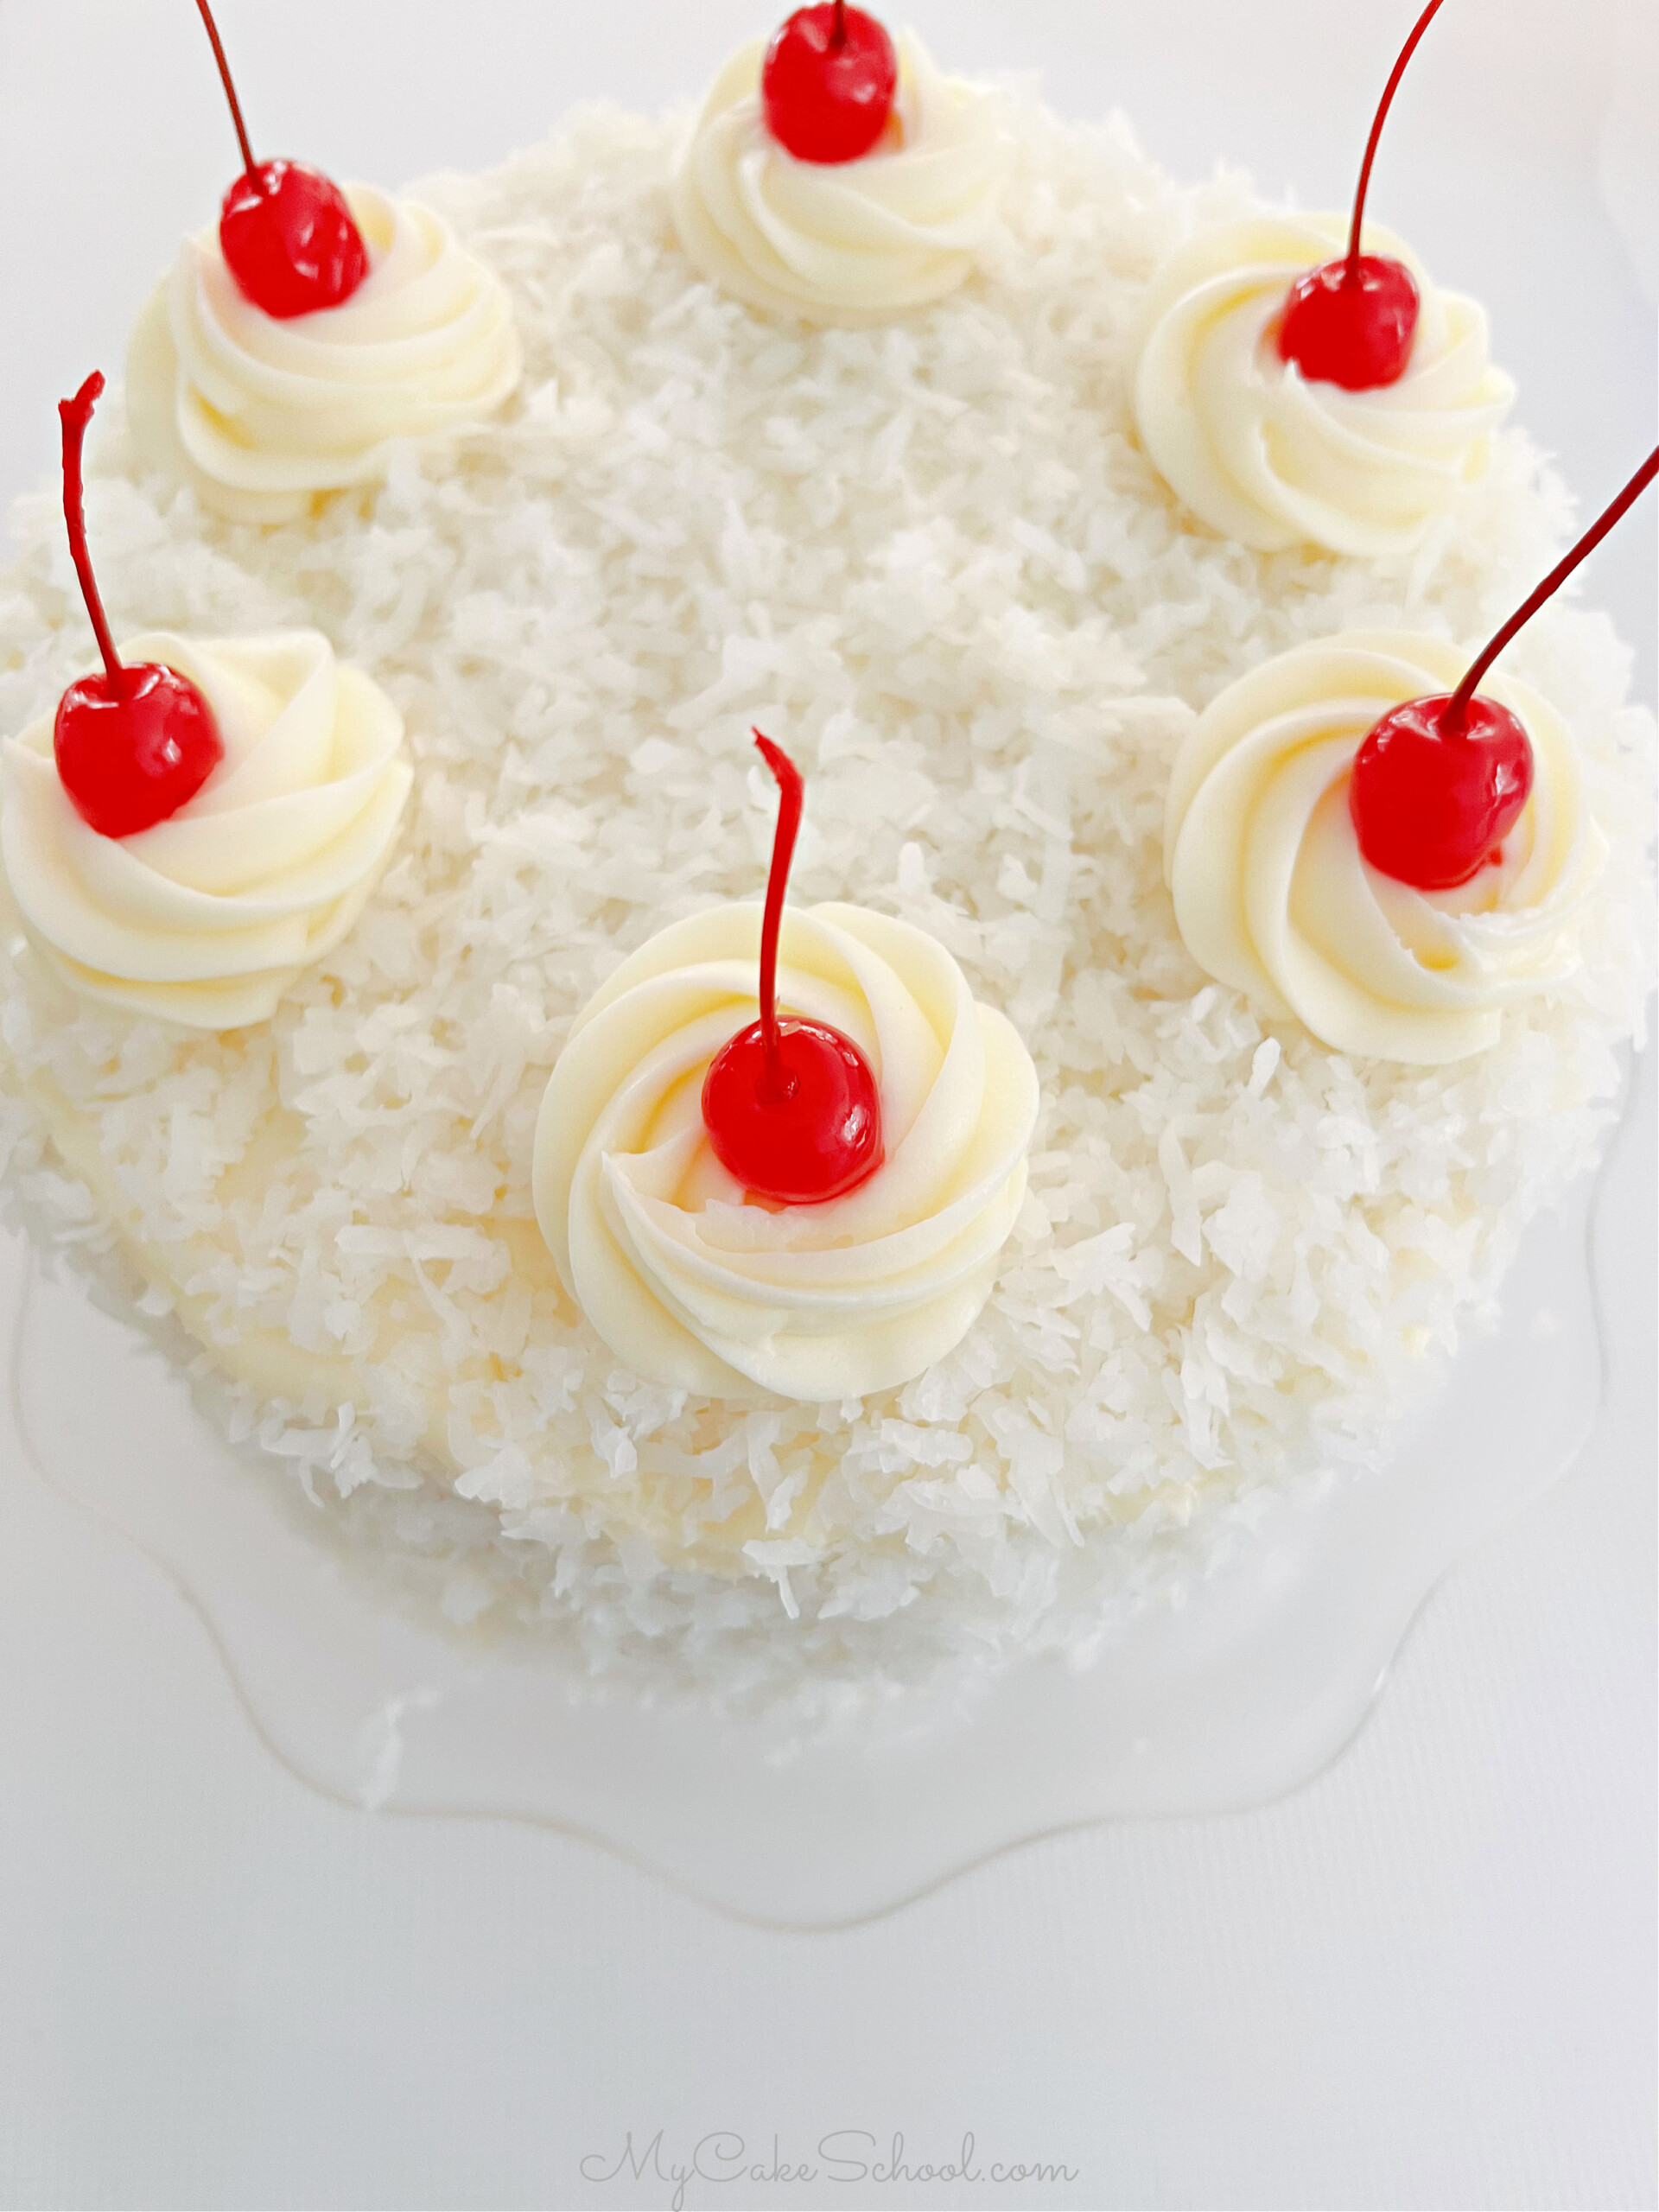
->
[534,901,1040,1402]
[1164,632,1607,1064]
[126,185,521,524]
[671,31,1007,324]
[2,630,411,1031]
[1132,215,1514,556]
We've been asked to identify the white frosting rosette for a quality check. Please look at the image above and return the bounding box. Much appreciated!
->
[1,631,411,1030]
[533,901,1039,1402]
[1164,633,1606,1064]
[126,185,522,524]
[671,32,1007,324]
[1132,215,1514,555]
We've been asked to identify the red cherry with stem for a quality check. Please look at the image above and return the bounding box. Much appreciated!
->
[219,161,370,321]
[701,733,883,1205]
[1278,256,1420,391]
[761,1,899,165]
[1348,694,1532,890]
[1351,442,1659,888]
[51,374,223,840]
[194,0,368,319]
[1277,0,1448,391]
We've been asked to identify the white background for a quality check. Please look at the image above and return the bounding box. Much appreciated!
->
[0,3,1653,2205]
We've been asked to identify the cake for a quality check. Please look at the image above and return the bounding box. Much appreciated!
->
[0,8,1650,1713]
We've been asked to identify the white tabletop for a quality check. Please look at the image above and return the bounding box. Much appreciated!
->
[0,5,1653,2205]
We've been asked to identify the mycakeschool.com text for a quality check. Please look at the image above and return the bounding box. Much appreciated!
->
[580,2130,1079,2209]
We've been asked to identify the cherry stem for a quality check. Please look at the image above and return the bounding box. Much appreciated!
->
[59,373,122,687]
[1345,0,1446,277]
[752,730,804,1099]
[1444,443,1659,730]
[194,0,257,177]
[831,0,847,49]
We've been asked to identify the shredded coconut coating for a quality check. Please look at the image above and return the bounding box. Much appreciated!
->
[0,99,1651,1708]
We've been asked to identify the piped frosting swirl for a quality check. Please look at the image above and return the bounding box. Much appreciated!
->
[2,630,410,1030]
[671,32,1006,324]
[1132,215,1514,555]
[1164,632,1606,1063]
[533,901,1039,1402]
[126,185,521,524]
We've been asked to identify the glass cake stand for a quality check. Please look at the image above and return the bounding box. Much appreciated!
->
[5,1051,1643,1930]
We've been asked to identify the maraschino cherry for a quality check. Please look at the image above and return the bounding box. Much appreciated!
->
[1350,442,1659,889]
[52,375,223,839]
[761,0,899,164]
[1277,0,1447,391]
[194,0,368,319]
[702,734,883,1204]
